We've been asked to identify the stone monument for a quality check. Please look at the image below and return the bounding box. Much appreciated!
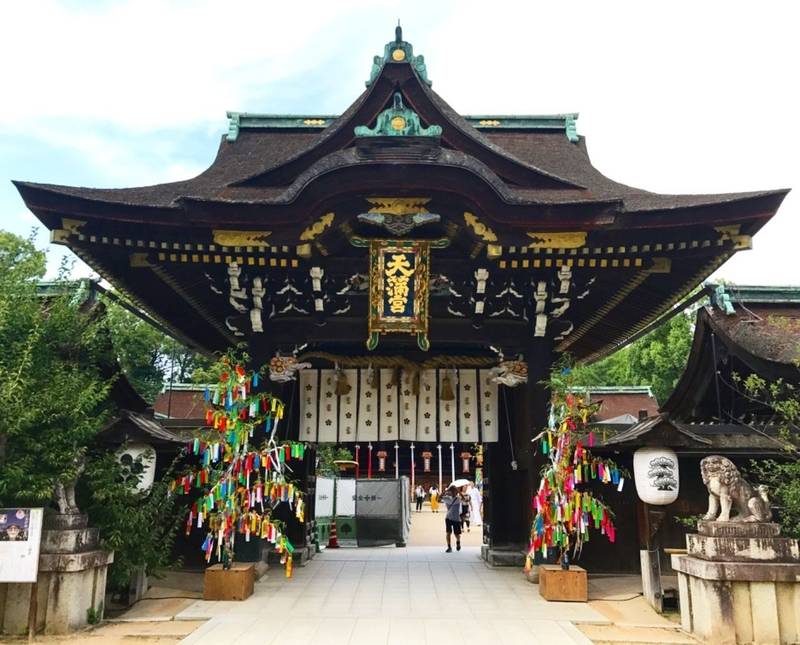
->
[672,456,800,644]
[0,508,113,635]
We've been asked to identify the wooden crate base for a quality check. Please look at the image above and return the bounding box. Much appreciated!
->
[538,564,588,602]
[203,563,255,601]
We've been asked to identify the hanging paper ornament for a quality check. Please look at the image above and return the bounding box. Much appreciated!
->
[460,451,472,473]
[376,450,388,472]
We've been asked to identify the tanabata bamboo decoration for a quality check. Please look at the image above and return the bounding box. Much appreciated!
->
[170,356,305,577]
[526,368,626,571]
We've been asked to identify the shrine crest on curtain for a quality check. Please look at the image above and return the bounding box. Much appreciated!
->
[367,239,432,351]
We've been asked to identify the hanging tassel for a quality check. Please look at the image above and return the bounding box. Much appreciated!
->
[366,364,378,389]
[335,365,351,396]
[440,369,455,401]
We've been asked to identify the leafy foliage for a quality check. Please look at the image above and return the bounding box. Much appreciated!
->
[0,231,112,504]
[572,312,694,404]
[748,460,800,538]
[104,301,213,402]
[316,444,355,477]
[80,450,184,591]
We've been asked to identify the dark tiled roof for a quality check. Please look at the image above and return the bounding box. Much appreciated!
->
[99,409,183,445]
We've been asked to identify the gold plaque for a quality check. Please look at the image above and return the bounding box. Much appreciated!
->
[391,48,406,61]
[390,116,406,131]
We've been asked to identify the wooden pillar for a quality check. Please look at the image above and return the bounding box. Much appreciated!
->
[484,340,554,550]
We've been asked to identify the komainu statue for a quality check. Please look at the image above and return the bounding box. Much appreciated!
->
[700,455,772,522]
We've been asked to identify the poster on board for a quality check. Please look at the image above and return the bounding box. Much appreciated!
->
[0,508,44,583]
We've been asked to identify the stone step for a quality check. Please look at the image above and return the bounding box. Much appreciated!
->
[41,527,100,554]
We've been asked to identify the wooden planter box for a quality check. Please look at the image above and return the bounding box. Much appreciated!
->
[538,564,588,602]
[203,563,255,601]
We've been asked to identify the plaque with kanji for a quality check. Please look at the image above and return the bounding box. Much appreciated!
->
[367,240,431,350]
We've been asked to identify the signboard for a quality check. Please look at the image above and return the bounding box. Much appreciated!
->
[0,508,44,583]
[315,477,335,518]
[367,240,432,351]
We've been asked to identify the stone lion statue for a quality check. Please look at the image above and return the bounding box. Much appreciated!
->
[700,455,771,522]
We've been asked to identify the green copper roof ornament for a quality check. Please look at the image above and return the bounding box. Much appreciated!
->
[366,22,432,88]
[355,92,442,138]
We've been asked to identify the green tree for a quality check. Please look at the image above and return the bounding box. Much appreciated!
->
[80,451,184,591]
[103,300,213,402]
[0,231,112,504]
[572,312,694,404]
[316,444,355,477]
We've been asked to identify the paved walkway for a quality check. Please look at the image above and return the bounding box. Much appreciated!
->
[176,543,607,645]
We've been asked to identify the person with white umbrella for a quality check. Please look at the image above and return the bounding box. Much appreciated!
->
[440,484,465,552]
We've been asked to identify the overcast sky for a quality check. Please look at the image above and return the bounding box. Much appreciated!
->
[1,0,797,285]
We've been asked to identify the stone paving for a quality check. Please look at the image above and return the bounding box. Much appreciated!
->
[176,512,608,644]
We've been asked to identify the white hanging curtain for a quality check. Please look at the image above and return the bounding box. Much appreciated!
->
[416,369,437,442]
[458,369,478,442]
[438,370,458,443]
[399,370,418,441]
[299,369,319,442]
[317,369,339,443]
[379,368,398,442]
[479,369,500,443]
[357,369,378,442]
[338,369,358,442]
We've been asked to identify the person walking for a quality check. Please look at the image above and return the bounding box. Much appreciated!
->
[467,482,482,527]
[460,488,471,532]
[429,485,439,513]
[414,484,425,512]
[441,485,463,552]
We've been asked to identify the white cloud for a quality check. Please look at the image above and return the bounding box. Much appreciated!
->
[2,0,798,285]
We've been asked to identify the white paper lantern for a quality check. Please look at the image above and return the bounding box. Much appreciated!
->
[633,447,679,505]
[116,442,156,493]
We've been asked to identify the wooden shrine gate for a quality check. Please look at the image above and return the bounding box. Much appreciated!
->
[17,26,786,566]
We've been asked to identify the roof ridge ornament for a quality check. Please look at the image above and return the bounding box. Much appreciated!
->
[366,24,432,88]
[354,92,442,138]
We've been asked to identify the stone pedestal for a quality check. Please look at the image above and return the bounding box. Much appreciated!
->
[672,521,800,644]
[0,513,113,635]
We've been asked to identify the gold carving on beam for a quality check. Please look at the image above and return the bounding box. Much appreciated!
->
[486,244,503,259]
[61,218,87,234]
[463,212,498,242]
[714,225,741,241]
[366,197,430,216]
[129,253,153,268]
[647,257,672,274]
[714,225,751,251]
[303,119,326,126]
[50,230,69,245]
[300,212,335,241]
[526,231,587,249]
[296,243,312,258]
[212,229,272,247]
[478,119,501,127]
